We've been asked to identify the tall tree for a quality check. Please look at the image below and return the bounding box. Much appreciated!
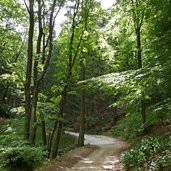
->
[24,0,65,144]
[130,0,146,123]
[78,55,86,146]
[24,0,34,141]
[48,0,93,158]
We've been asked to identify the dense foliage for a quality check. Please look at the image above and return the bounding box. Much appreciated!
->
[0,0,171,170]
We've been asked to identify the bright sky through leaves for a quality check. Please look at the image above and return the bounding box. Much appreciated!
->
[16,0,115,36]
[97,0,116,9]
[55,0,116,35]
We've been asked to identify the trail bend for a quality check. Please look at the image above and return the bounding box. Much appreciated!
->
[65,132,127,171]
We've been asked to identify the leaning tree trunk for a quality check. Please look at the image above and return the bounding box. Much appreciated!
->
[50,0,90,159]
[51,85,68,159]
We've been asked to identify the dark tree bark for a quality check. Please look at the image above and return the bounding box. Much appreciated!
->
[24,0,64,144]
[50,0,91,159]
[78,56,86,147]
[24,0,34,141]
[135,24,146,124]
[51,85,68,158]
[29,0,43,145]
[132,0,146,124]
[136,27,142,69]
[40,113,47,146]
[50,0,82,158]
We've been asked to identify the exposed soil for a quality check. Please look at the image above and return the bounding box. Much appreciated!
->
[69,137,128,171]
[38,145,99,171]
[38,133,129,171]
[147,124,171,136]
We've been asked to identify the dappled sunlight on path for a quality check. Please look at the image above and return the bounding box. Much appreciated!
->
[64,134,126,171]
[68,150,124,170]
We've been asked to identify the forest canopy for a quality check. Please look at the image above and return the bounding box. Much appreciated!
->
[0,0,171,170]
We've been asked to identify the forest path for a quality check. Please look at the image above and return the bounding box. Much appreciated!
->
[65,132,128,171]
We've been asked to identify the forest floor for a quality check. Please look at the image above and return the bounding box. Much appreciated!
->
[39,132,129,171]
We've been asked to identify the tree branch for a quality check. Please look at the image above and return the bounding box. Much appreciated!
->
[23,0,30,14]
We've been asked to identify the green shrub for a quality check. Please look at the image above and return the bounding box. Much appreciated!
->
[112,120,125,136]
[140,137,162,158]
[147,154,169,171]
[0,146,46,171]
[121,149,146,169]
[112,112,143,140]
[0,118,47,171]
[122,136,171,170]
[10,106,25,118]
[112,100,171,141]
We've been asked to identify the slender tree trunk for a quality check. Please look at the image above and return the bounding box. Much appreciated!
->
[29,84,39,144]
[40,113,47,146]
[141,98,146,123]
[24,0,63,143]
[136,27,142,69]
[24,0,34,141]
[136,27,146,124]
[50,0,90,158]
[97,93,104,128]
[48,120,58,158]
[50,0,80,158]
[29,0,43,144]
[40,29,47,147]
[51,85,68,159]
[78,57,86,147]
[51,121,63,159]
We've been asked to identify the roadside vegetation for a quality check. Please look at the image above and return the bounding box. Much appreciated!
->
[0,116,77,171]
[0,0,171,170]
[112,106,171,170]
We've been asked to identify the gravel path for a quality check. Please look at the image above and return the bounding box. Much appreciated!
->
[65,132,127,171]
[65,131,118,145]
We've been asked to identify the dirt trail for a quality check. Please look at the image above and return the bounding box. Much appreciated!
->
[65,132,128,171]
[39,132,128,171]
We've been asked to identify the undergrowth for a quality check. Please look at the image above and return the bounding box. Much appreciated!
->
[112,100,171,170]
[121,135,171,171]
[0,116,77,171]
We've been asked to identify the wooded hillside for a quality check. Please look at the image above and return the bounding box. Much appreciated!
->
[0,0,171,170]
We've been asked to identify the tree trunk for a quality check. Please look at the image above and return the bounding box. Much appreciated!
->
[24,0,62,143]
[48,120,58,158]
[51,85,68,159]
[24,0,34,141]
[41,113,47,146]
[29,0,43,144]
[136,27,146,124]
[29,84,39,144]
[141,97,146,123]
[51,121,63,159]
[50,0,89,158]
[40,31,47,147]
[78,57,86,147]
[136,27,142,69]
